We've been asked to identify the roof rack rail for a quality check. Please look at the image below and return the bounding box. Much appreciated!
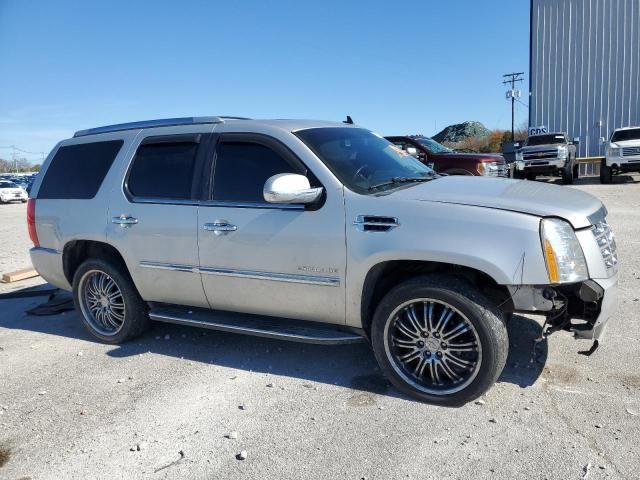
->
[73,116,251,138]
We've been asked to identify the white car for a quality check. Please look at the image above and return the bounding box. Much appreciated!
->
[0,180,28,203]
[602,126,640,183]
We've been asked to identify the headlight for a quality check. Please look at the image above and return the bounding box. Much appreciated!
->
[557,147,568,158]
[607,146,622,157]
[477,162,498,175]
[540,218,589,284]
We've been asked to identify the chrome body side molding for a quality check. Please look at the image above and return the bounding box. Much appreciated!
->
[139,262,339,286]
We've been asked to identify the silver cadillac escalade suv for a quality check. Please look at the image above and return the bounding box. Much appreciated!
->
[28,117,618,406]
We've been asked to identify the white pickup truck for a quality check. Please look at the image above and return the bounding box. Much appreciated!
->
[601,126,640,183]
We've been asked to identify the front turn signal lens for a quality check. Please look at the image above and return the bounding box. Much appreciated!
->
[543,238,559,283]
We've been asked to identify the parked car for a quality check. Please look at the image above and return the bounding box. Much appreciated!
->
[515,132,578,183]
[601,126,640,183]
[0,180,28,203]
[28,117,617,405]
[385,135,509,177]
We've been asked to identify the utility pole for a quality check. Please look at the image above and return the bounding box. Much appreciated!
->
[503,72,524,142]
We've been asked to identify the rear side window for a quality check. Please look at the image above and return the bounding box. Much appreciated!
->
[127,141,199,200]
[212,142,299,202]
[38,140,123,199]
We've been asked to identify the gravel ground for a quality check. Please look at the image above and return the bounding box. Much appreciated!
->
[1,175,640,480]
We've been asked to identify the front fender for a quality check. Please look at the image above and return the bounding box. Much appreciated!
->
[344,194,549,327]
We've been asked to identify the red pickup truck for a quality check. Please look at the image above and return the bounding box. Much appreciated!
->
[386,135,508,177]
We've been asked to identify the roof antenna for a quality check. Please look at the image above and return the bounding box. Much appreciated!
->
[343,115,354,125]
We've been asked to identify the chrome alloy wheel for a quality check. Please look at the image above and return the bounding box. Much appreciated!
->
[383,298,482,395]
[78,269,126,336]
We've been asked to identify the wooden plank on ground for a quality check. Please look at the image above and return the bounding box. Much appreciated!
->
[1,268,39,283]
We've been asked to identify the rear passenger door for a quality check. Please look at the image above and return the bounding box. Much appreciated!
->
[106,132,211,308]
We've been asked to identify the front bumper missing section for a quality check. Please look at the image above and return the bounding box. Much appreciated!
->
[507,276,617,341]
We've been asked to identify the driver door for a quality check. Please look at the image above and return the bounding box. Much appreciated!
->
[197,133,347,324]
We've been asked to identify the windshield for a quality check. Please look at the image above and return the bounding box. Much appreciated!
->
[611,128,640,142]
[527,134,566,146]
[0,182,18,188]
[296,128,435,194]
[415,137,453,154]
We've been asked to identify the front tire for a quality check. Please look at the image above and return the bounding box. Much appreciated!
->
[72,258,149,344]
[524,172,536,181]
[561,161,575,184]
[370,275,508,406]
[600,160,613,184]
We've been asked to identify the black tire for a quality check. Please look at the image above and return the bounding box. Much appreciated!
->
[370,275,508,406]
[525,172,536,181]
[561,162,574,184]
[72,258,149,344]
[600,160,613,184]
[513,169,525,179]
[572,162,580,179]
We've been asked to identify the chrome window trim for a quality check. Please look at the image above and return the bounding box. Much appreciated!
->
[199,200,304,210]
[138,262,339,286]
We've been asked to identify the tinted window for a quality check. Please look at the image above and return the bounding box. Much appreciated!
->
[611,128,640,142]
[0,182,18,188]
[128,141,199,200]
[527,134,566,146]
[212,142,299,202]
[38,140,123,199]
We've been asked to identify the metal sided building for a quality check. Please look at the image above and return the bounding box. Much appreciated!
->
[529,0,640,158]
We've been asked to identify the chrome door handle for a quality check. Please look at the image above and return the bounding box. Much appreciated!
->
[112,215,139,227]
[203,221,237,236]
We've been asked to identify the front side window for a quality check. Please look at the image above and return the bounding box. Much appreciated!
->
[127,140,198,200]
[212,142,300,202]
[296,128,435,194]
[611,128,640,142]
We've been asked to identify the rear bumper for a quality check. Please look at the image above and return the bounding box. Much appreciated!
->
[29,247,71,290]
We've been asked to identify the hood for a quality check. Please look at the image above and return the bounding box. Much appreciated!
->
[610,139,640,147]
[389,176,603,229]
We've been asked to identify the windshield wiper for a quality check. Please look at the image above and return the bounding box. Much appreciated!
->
[368,175,434,191]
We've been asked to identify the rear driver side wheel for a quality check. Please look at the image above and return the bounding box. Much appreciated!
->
[72,258,149,344]
[370,275,508,406]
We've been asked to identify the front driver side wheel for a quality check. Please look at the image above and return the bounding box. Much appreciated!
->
[370,275,508,406]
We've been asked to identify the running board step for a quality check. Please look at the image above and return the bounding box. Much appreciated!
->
[148,305,366,345]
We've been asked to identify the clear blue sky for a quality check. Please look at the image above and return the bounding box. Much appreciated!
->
[0,0,529,162]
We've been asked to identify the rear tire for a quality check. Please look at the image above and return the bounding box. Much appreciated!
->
[370,275,508,406]
[572,162,580,179]
[525,172,536,181]
[600,160,613,184]
[513,170,525,180]
[72,258,149,344]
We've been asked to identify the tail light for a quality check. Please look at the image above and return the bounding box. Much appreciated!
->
[27,198,39,247]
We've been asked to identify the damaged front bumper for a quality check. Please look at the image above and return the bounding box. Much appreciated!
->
[507,275,618,341]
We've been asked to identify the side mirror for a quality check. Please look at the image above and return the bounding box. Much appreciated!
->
[573,137,580,144]
[263,173,323,204]
[599,137,606,145]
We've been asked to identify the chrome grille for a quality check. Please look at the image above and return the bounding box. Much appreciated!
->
[592,219,618,275]
[522,150,559,160]
[622,147,640,157]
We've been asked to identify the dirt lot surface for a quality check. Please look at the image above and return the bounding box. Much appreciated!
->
[1,176,640,480]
